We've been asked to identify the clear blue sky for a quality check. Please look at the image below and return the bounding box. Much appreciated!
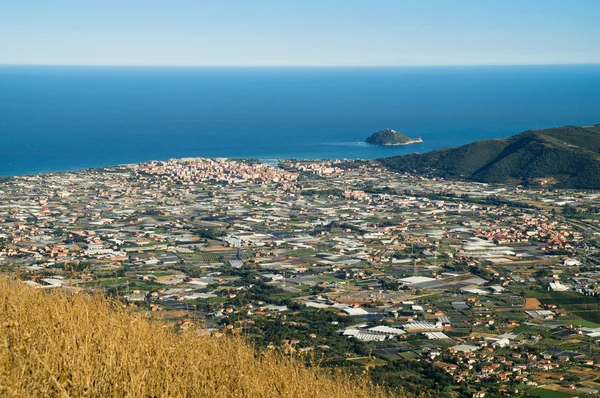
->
[1,0,599,66]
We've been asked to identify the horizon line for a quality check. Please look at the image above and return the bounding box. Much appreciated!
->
[1,62,600,68]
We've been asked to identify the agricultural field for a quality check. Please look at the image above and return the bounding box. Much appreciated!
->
[525,387,577,397]
[179,251,224,263]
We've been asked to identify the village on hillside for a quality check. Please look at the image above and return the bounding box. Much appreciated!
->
[2,157,600,397]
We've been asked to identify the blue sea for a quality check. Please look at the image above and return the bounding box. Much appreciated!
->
[1,65,599,176]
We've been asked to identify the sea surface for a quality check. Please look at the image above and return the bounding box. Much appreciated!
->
[1,65,599,176]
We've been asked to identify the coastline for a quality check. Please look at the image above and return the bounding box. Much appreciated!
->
[2,65,598,177]
[377,137,423,146]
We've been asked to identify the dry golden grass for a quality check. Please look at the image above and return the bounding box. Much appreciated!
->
[0,278,395,398]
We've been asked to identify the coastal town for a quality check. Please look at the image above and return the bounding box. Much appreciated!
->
[2,157,600,397]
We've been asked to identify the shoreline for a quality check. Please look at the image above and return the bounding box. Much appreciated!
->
[0,157,368,179]
[377,137,423,146]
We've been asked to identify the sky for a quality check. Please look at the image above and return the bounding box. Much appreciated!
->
[1,0,599,67]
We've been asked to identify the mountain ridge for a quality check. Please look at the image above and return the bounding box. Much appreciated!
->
[379,124,600,189]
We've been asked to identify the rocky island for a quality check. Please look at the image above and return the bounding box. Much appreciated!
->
[365,129,423,146]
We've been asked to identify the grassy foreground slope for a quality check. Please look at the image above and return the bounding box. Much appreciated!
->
[380,124,600,188]
[0,279,388,397]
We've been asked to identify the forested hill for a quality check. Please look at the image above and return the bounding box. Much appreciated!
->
[366,129,415,145]
[379,125,600,189]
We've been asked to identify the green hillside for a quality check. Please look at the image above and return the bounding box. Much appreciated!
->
[366,129,420,146]
[380,125,600,189]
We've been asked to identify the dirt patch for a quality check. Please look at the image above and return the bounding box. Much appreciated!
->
[562,339,583,345]
[540,383,577,393]
[567,367,599,377]
[524,298,543,310]
[468,332,498,339]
